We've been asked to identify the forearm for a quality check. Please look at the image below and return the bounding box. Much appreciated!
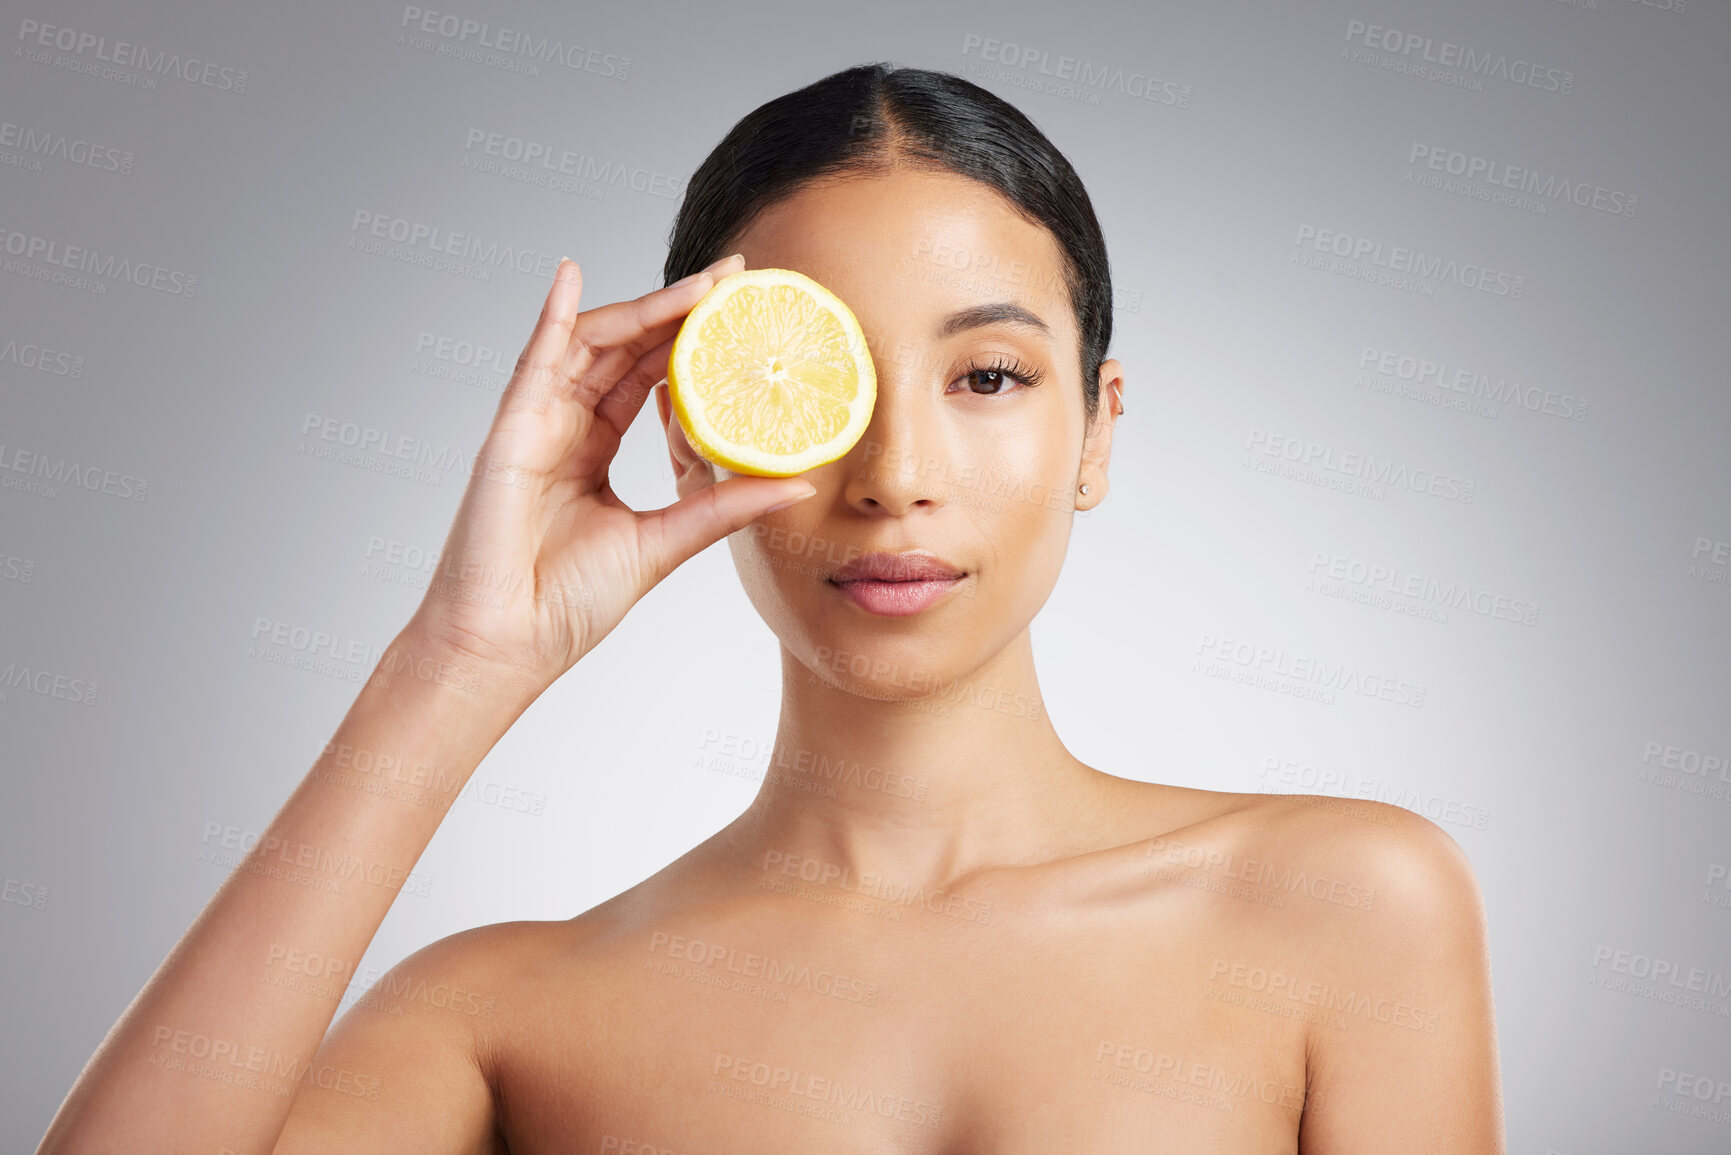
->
[37,630,538,1155]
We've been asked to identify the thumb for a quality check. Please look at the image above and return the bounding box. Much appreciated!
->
[637,475,818,587]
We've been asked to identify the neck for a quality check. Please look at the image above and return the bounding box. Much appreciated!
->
[724,629,1115,890]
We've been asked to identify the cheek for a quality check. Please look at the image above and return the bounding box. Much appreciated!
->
[952,425,1074,520]
[732,518,793,581]
[731,509,835,585]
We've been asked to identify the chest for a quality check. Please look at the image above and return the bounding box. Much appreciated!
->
[491,885,1311,1153]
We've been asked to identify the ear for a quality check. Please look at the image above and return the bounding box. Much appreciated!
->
[1076,358,1124,511]
[655,380,718,498]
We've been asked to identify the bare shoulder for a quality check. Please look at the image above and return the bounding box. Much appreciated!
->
[377,913,598,977]
[273,917,602,1154]
[1259,791,1490,967]
[1252,790,1485,905]
[1141,781,1487,919]
[1175,790,1505,1151]
[348,903,647,1025]
[1111,778,1493,993]
[1237,791,1496,1017]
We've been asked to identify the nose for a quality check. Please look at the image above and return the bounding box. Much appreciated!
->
[839,356,952,517]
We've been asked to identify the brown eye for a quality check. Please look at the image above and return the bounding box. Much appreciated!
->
[954,356,1045,397]
[966,368,1019,395]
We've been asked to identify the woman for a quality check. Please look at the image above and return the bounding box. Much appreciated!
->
[39,63,1505,1153]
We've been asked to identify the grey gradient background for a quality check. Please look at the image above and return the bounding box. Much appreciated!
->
[3,0,1729,1149]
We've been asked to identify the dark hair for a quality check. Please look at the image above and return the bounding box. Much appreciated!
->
[663,62,1113,428]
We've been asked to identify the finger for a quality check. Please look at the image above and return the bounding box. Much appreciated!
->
[558,254,744,410]
[488,255,737,482]
[499,253,731,423]
[499,258,585,420]
[592,330,679,436]
[652,382,688,480]
[546,333,685,488]
[636,474,818,592]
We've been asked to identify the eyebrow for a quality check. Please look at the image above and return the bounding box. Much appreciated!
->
[937,301,1050,339]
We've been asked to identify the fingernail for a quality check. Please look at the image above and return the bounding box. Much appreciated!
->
[764,484,817,514]
[669,269,708,289]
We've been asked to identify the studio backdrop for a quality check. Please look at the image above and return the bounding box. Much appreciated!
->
[2,0,1727,1150]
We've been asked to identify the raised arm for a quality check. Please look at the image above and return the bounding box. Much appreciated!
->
[35,252,819,1155]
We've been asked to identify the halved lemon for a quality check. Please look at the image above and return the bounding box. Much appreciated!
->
[667,267,877,477]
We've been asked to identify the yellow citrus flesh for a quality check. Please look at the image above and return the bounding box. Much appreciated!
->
[667,267,877,477]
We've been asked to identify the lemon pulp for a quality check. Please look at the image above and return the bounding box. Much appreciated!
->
[667,267,876,477]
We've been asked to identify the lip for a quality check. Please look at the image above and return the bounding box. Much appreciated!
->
[827,550,968,617]
[830,550,965,583]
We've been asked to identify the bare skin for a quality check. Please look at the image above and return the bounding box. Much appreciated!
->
[37,164,1505,1154]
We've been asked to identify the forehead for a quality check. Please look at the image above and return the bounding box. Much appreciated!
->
[727,166,1077,355]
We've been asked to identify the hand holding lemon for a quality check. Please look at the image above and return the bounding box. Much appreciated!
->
[402,255,876,697]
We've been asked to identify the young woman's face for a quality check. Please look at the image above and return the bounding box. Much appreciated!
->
[663,165,1120,699]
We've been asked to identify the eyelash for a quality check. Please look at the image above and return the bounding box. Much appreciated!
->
[953,354,1045,397]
